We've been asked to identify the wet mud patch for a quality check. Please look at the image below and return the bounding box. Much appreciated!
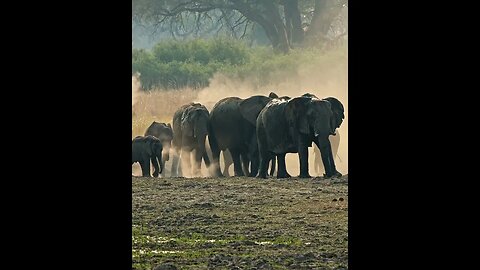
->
[133,175,348,269]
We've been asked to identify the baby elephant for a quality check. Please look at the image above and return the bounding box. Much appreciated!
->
[132,135,163,177]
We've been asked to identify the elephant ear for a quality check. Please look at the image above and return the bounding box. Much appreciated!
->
[154,140,163,153]
[268,92,279,98]
[143,136,154,156]
[181,110,194,137]
[239,95,272,125]
[285,97,311,134]
[323,97,345,129]
[302,93,319,99]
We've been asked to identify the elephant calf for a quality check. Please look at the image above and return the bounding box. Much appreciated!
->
[132,135,163,177]
[144,121,173,177]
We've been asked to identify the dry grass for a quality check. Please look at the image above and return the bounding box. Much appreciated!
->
[132,89,198,138]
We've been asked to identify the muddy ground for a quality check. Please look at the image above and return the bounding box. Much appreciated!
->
[132,176,348,270]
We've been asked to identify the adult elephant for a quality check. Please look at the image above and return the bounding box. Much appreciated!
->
[171,103,211,177]
[208,93,279,177]
[132,135,163,177]
[144,121,173,177]
[256,94,345,179]
[313,131,341,176]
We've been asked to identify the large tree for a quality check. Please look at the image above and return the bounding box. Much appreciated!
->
[132,0,347,53]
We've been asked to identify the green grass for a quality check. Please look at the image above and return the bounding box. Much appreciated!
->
[132,176,348,269]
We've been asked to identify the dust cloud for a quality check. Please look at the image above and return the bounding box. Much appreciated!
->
[132,73,141,107]
[132,48,348,176]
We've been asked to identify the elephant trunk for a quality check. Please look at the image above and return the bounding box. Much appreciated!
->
[162,142,171,162]
[313,118,330,138]
[330,117,338,135]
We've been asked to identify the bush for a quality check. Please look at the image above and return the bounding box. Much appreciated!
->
[132,38,346,90]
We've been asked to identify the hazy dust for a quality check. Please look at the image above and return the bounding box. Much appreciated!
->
[132,47,347,175]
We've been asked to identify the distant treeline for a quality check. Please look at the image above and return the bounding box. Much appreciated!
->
[132,38,346,90]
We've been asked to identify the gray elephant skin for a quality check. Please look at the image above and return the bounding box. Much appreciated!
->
[256,93,344,178]
[132,135,163,177]
[144,121,173,177]
[313,130,341,176]
[171,103,211,177]
[208,93,278,177]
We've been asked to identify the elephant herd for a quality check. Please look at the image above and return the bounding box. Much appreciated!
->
[132,92,344,179]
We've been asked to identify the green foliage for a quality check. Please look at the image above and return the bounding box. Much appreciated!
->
[133,38,249,90]
[132,38,346,90]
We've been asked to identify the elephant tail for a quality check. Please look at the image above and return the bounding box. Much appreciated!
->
[207,122,220,155]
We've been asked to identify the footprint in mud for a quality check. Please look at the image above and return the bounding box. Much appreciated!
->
[193,202,215,208]
[294,253,313,262]
[152,263,177,270]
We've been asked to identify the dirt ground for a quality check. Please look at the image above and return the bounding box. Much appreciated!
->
[132,175,348,270]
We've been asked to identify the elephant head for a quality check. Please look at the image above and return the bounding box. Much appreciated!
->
[284,93,344,177]
[143,135,163,177]
[322,97,344,135]
[268,92,279,98]
[285,93,344,138]
[145,121,173,162]
[181,103,209,138]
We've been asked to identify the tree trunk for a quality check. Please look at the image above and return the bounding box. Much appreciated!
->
[233,0,291,53]
[283,0,304,44]
[262,0,290,53]
[306,0,346,40]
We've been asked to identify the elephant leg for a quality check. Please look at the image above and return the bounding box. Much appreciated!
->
[151,156,160,178]
[208,128,223,177]
[315,148,325,176]
[249,148,260,177]
[161,160,166,177]
[202,151,212,177]
[326,142,342,178]
[256,126,269,179]
[177,158,183,177]
[211,147,223,177]
[256,152,269,179]
[223,159,232,177]
[230,148,245,176]
[298,143,311,178]
[276,154,291,178]
[240,151,250,177]
[192,149,202,177]
[181,148,191,178]
[314,137,336,178]
[269,156,276,177]
[140,159,151,177]
[170,148,180,177]
[223,153,231,177]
